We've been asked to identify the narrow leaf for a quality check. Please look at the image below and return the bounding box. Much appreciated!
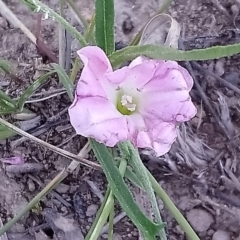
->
[0,125,16,140]
[51,63,74,101]
[0,90,18,114]
[89,139,161,239]
[95,0,115,55]
[109,43,240,68]
[0,59,14,75]
[17,70,56,110]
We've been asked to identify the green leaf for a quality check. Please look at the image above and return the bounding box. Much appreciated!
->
[0,90,18,115]
[95,0,115,55]
[115,158,143,189]
[109,43,240,68]
[17,70,56,111]
[0,124,16,140]
[0,59,14,75]
[89,139,161,239]
[51,64,74,101]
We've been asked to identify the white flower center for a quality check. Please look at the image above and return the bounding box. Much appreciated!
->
[120,95,136,112]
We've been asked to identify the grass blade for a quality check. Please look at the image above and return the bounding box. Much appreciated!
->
[17,70,56,111]
[51,63,74,101]
[0,59,14,75]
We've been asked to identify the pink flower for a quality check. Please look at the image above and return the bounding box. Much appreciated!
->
[0,156,24,165]
[68,46,196,156]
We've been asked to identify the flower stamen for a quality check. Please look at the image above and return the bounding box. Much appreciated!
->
[121,95,136,112]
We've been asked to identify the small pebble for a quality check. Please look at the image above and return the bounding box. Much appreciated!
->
[113,233,123,240]
[0,17,8,29]
[187,208,214,232]
[215,60,225,77]
[55,183,70,194]
[224,71,239,86]
[27,179,35,192]
[86,204,98,217]
[212,230,231,240]
[231,4,239,16]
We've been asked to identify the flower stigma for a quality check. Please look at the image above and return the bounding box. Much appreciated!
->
[116,94,137,115]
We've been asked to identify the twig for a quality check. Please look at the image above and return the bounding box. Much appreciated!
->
[210,0,232,21]
[65,32,72,74]
[192,62,240,96]
[87,180,104,202]
[100,212,126,235]
[28,174,71,208]
[25,90,66,103]
[187,61,231,139]
[59,0,66,68]
[179,41,231,139]
[5,163,44,174]
[0,0,36,44]
[0,117,101,170]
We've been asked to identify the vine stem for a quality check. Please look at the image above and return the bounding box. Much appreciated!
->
[118,141,167,240]
[147,169,200,240]
[87,159,128,240]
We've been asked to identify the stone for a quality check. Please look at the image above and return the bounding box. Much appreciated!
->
[186,208,214,232]
[86,204,98,217]
[212,230,231,240]
[215,60,225,77]
[55,183,70,194]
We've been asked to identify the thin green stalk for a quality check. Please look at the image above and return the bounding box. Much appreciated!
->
[65,0,88,29]
[88,159,128,240]
[70,58,81,82]
[130,0,174,46]
[0,169,67,236]
[89,191,115,240]
[108,205,114,240]
[147,170,200,240]
[156,0,174,14]
[122,142,166,240]
[85,188,111,240]
[84,14,96,43]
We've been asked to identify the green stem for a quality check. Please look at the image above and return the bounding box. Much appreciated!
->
[123,142,167,240]
[147,170,200,240]
[88,159,128,240]
[84,14,96,43]
[22,0,87,46]
[70,58,81,82]
[108,205,114,240]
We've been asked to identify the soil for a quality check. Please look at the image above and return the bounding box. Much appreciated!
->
[1,0,240,240]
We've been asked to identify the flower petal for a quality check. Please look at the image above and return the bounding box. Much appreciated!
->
[76,46,113,98]
[0,156,24,165]
[77,46,112,76]
[138,63,196,122]
[69,96,128,146]
[126,113,177,156]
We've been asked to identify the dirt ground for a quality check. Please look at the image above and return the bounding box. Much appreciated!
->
[1,0,240,239]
